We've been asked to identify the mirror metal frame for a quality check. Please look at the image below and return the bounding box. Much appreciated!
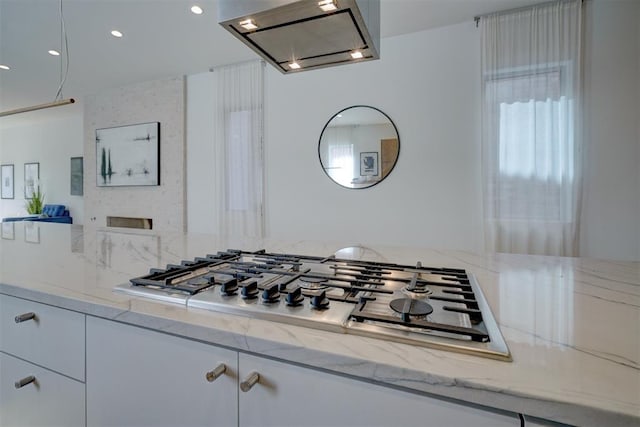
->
[318,105,400,189]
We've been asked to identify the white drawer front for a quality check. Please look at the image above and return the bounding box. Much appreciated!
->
[86,316,238,427]
[0,352,85,427]
[0,295,85,381]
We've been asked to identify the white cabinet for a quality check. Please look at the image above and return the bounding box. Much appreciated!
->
[86,316,520,427]
[237,353,519,427]
[86,316,238,427]
[0,294,85,427]
[0,299,523,427]
[0,294,85,381]
[0,352,85,427]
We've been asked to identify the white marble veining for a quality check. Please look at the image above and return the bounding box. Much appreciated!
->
[0,222,638,426]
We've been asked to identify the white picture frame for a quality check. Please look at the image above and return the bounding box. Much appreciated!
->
[1,164,14,199]
[96,122,160,187]
[24,162,40,199]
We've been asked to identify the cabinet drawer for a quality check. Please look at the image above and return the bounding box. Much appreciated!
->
[239,353,520,427]
[0,352,85,427]
[86,316,238,427]
[0,295,85,381]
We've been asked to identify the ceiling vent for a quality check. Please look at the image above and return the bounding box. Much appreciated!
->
[218,0,380,73]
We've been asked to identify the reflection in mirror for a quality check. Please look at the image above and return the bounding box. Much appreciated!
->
[319,106,399,189]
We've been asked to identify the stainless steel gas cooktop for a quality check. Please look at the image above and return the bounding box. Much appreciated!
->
[115,249,511,361]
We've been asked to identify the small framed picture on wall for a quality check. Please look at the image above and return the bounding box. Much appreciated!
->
[24,162,39,199]
[70,157,83,196]
[1,164,14,199]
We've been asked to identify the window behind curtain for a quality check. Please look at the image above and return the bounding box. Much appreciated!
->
[488,69,575,222]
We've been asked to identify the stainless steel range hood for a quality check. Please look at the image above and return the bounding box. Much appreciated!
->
[218,0,380,73]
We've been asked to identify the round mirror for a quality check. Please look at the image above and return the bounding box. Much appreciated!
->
[318,106,400,189]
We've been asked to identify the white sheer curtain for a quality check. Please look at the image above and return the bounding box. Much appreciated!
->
[211,61,264,238]
[481,0,583,256]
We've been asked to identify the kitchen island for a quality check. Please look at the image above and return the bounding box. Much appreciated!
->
[1,222,638,426]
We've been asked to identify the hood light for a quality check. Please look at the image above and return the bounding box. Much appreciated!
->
[350,51,363,59]
[239,19,257,30]
[288,62,301,70]
[318,0,337,12]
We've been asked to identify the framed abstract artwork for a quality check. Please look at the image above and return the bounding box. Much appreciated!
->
[24,162,39,199]
[1,164,14,199]
[95,122,160,187]
[70,157,84,195]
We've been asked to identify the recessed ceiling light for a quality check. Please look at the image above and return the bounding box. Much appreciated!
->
[239,19,257,30]
[191,5,203,15]
[288,62,301,70]
[350,51,363,59]
[318,0,337,12]
[48,50,61,56]
[111,30,123,38]
[0,65,9,70]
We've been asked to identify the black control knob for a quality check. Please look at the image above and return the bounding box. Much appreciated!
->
[261,283,280,303]
[241,281,259,299]
[220,278,238,296]
[278,281,290,292]
[285,286,304,307]
[310,290,330,310]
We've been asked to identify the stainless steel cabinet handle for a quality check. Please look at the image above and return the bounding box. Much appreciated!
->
[240,371,260,392]
[14,375,36,389]
[205,363,227,382]
[14,312,36,323]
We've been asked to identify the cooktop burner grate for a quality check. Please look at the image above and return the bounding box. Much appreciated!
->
[119,249,511,361]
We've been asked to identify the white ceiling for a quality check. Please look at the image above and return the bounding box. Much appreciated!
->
[0,0,543,123]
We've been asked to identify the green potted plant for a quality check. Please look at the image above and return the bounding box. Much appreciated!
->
[25,187,45,215]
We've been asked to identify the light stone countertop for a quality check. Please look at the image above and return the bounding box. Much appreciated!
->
[0,222,638,426]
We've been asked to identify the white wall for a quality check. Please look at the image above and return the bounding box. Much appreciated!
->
[186,72,216,234]
[0,111,84,223]
[187,0,639,260]
[262,0,640,259]
[83,77,186,232]
[264,21,484,251]
[186,24,483,251]
[581,0,640,261]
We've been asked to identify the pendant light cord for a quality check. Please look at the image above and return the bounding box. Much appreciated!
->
[54,0,70,101]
